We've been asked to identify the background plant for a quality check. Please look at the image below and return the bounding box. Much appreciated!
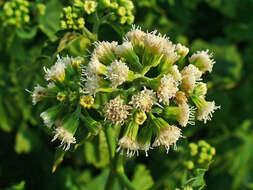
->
[0,0,253,190]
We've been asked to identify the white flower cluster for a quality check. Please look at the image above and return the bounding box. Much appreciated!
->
[31,26,220,155]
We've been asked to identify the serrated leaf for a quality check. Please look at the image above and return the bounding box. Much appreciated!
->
[132,164,154,190]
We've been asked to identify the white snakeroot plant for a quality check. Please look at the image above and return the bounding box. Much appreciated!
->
[30,26,220,159]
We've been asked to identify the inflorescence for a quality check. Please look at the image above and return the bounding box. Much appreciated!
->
[30,26,220,155]
[60,0,135,30]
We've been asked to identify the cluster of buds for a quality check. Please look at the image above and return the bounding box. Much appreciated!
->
[30,26,219,156]
[60,0,135,30]
[183,140,216,170]
[60,6,85,30]
[1,0,30,28]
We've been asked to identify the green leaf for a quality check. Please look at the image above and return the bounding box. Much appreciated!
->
[132,164,154,190]
[84,130,110,168]
[16,27,38,39]
[38,0,62,41]
[14,123,40,154]
[0,94,12,132]
[52,148,66,173]
[5,181,25,190]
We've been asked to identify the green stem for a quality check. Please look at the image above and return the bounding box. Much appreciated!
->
[82,27,97,41]
[104,123,116,161]
[104,168,116,190]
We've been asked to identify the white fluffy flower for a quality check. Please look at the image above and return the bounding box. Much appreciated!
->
[144,30,170,54]
[105,60,129,88]
[130,87,157,112]
[197,101,220,123]
[92,41,118,63]
[181,74,197,92]
[181,64,202,80]
[176,43,189,57]
[84,75,100,95]
[44,57,66,82]
[31,84,47,105]
[168,65,182,81]
[178,103,196,127]
[40,112,53,128]
[117,136,139,157]
[189,50,215,73]
[51,127,76,151]
[114,41,133,56]
[104,96,131,125]
[86,56,106,76]
[157,74,179,105]
[126,25,146,44]
[152,125,182,153]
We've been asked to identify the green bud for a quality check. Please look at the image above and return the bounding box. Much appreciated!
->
[162,106,179,121]
[127,15,134,25]
[137,125,152,156]
[37,3,46,15]
[40,105,63,128]
[134,110,147,125]
[193,82,207,96]
[80,114,101,135]
[184,160,194,170]
[189,143,198,156]
[117,6,126,16]
[69,91,78,102]
[57,92,67,102]
[119,16,127,24]
[84,0,97,15]
[210,147,216,155]
[80,95,94,109]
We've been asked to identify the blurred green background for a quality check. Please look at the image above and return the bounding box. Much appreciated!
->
[0,0,253,189]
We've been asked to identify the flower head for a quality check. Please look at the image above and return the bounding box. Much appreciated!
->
[189,50,215,73]
[92,41,118,64]
[130,87,157,112]
[153,123,183,153]
[167,65,182,81]
[31,84,47,105]
[126,25,146,45]
[196,101,220,123]
[52,127,76,151]
[83,75,100,95]
[44,56,68,82]
[105,60,129,88]
[181,64,202,80]
[114,41,133,57]
[176,43,189,58]
[104,96,131,125]
[117,121,139,157]
[178,103,196,127]
[86,56,106,76]
[157,74,179,105]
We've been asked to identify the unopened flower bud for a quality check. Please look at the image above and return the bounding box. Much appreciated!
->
[134,110,147,125]
[80,95,94,108]
[57,92,66,102]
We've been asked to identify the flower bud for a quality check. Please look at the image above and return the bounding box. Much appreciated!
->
[57,92,66,102]
[83,0,97,15]
[80,95,94,108]
[117,121,139,157]
[193,82,207,96]
[174,91,188,104]
[40,105,63,128]
[134,110,147,125]
[184,160,194,170]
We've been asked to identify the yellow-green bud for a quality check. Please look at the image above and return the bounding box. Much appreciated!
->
[57,92,66,102]
[134,110,147,125]
[37,3,46,15]
[119,16,127,24]
[210,147,216,155]
[24,15,30,23]
[80,95,94,109]
[117,6,126,16]
[189,142,198,156]
[84,0,97,15]
[184,161,194,170]
[127,15,135,25]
